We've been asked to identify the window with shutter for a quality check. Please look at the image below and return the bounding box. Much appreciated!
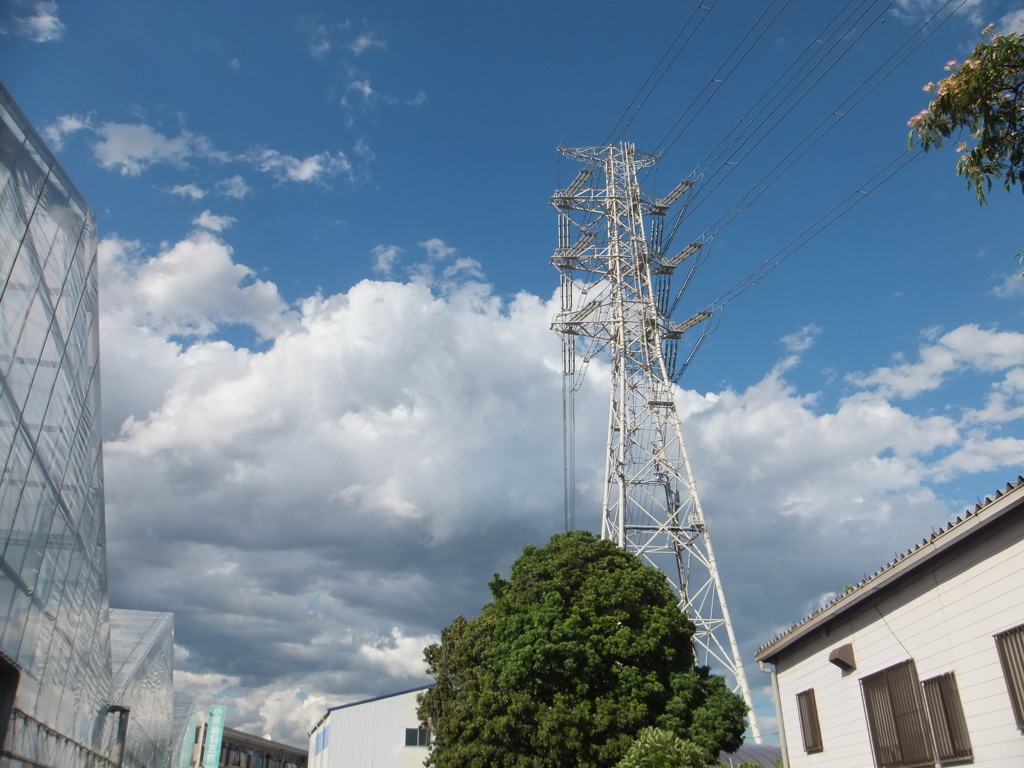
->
[995,623,1024,732]
[796,688,823,753]
[921,672,972,764]
[861,660,933,768]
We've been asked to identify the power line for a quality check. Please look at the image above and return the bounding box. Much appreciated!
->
[706,147,923,315]
[653,0,970,314]
[602,2,718,147]
[648,0,798,159]
[683,0,963,235]
[661,0,898,246]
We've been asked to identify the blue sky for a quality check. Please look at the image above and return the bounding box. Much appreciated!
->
[3,0,1024,748]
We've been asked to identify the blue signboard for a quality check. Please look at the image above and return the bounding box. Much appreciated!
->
[202,705,227,768]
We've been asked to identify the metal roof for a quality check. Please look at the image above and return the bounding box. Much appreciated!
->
[325,683,433,713]
[108,609,174,698]
[310,684,433,734]
[720,742,783,767]
[222,726,307,756]
[755,476,1024,663]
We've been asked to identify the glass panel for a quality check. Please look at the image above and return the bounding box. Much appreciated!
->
[10,130,49,219]
[2,588,31,676]
[0,179,29,291]
[34,519,63,611]
[2,81,118,764]
[7,290,50,410]
[1,255,42,381]
[0,425,31,558]
[0,105,28,190]
[0,575,17,637]
[21,334,62,444]
[17,601,43,678]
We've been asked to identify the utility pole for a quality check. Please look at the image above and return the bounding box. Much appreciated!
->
[550,144,760,741]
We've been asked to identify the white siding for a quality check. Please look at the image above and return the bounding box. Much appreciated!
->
[309,689,428,768]
[773,508,1024,767]
[401,694,428,768]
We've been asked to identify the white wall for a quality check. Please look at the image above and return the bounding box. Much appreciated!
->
[309,688,429,768]
[774,509,1024,767]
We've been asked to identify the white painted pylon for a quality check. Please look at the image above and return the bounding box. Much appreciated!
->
[550,144,761,741]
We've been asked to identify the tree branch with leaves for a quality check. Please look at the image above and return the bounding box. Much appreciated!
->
[908,23,1024,204]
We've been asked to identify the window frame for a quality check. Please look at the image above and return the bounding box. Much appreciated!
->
[861,659,934,768]
[921,672,972,764]
[795,688,824,754]
[995,623,1024,732]
[405,727,431,747]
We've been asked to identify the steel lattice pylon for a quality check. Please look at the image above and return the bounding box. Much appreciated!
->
[550,144,760,740]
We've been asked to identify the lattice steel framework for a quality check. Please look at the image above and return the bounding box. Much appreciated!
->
[550,144,760,739]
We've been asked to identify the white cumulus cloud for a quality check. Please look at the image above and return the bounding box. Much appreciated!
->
[193,210,237,232]
[997,8,1024,33]
[847,324,1024,398]
[245,148,352,184]
[99,232,294,341]
[44,113,90,149]
[6,0,64,42]
[358,628,438,678]
[992,272,1024,299]
[92,122,202,176]
[169,183,207,200]
[371,244,403,275]
[780,323,821,353]
[96,229,1024,745]
[346,80,375,104]
[349,32,386,56]
[217,175,251,199]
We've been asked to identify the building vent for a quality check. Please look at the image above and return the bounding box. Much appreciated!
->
[828,643,856,671]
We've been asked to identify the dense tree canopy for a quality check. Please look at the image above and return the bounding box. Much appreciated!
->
[908,23,1024,203]
[417,531,747,768]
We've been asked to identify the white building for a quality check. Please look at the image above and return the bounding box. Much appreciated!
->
[308,686,431,768]
[755,476,1024,767]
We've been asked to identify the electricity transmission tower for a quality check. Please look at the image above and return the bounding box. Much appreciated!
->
[550,144,760,740]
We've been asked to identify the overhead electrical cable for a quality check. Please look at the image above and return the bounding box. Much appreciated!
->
[704,148,923,316]
[662,147,923,375]
[658,0,970,272]
[641,0,895,267]
[621,0,794,158]
[644,0,796,159]
[658,0,888,168]
[666,0,897,233]
[560,0,963,346]
[696,0,963,246]
[603,1,717,148]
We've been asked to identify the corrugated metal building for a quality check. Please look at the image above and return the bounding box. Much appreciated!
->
[188,725,307,768]
[308,686,430,768]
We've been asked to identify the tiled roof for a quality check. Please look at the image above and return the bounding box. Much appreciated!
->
[755,476,1024,660]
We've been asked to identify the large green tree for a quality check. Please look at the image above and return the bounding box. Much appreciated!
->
[908,22,1024,203]
[417,531,747,768]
